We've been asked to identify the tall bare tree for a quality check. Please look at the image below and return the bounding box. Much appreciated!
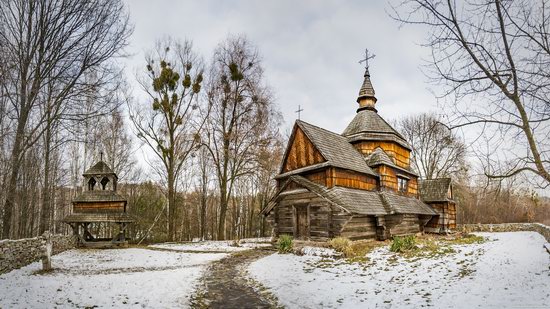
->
[398,113,467,179]
[99,105,136,180]
[0,0,131,238]
[391,0,550,187]
[130,39,205,241]
[204,36,281,240]
[195,146,211,240]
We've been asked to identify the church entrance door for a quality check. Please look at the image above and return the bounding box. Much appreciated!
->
[295,205,309,239]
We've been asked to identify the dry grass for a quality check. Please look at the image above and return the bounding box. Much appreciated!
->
[392,233,486,259]
[329,237,386,262]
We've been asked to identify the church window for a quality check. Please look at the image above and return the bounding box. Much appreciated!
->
[398,177,408,193]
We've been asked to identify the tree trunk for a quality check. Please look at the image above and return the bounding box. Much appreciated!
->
[200,181,207,240]
[167,168,175,241]
[2,119,27,239]
[217,182,228,240]
[40,120,52,234]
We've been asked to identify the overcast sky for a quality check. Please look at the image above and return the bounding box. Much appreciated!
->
[123,0,437,134]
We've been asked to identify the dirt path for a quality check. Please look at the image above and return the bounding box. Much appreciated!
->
[190,248,280,308]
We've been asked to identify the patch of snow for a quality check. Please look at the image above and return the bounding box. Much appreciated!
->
[150,239,271,252]
[240,237,272,243]
[0,248,226,308]
[249,232,550,308]
[299,246,338,257]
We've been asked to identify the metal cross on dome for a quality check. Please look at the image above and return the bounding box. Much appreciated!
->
[359,48,376,71]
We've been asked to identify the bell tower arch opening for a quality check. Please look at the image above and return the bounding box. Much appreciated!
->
[100,177,110,190]
[88,177,96,191]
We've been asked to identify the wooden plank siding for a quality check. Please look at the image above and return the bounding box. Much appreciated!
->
[448,203,457,229]
[351,141,411,169]
[277,169,327,191]
[282,127,325,172]
[374,166,418,196]
[426,202,457,230]
[306,170,327,186]
[74,202,125,213]
[328,168,378,190]
[278,167,377,192]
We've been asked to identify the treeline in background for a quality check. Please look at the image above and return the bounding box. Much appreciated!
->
[1,0,549,242]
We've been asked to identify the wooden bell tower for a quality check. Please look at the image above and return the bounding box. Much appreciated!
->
[63,157,134,248]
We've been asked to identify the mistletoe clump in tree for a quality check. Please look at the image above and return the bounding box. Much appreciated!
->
[131,40,205,241]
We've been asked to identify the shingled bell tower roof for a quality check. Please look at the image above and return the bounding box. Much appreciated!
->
[343,66,412,151]
[83,160,117,179]
[356,67,377,111]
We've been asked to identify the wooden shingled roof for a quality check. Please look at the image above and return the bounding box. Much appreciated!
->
[83,161,116,176]
[72,191,127,203]
[278,120,377,178]
[342,109,411,150]
[366,147,419,177]
[330,186,388,215]
[366,147,395,167]
[262,175,436,216]
[380,191,437,215]
[357,69,376,103]
[419,178,453,202]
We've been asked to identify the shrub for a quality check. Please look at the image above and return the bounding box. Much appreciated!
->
[329,237,354,257]
[277,235,293,253]
[390,235,417,253]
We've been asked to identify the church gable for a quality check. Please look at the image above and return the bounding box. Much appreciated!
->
[281,125,325,173]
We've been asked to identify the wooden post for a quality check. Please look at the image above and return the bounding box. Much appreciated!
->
[42,231,52,271]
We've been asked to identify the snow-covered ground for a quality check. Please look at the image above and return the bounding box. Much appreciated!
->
[249,232,550,309]
[150,237,272,252]
[0,248,226,308]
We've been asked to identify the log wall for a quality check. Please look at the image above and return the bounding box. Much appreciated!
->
[275,191,329,239]
[386,214,421,236]
[282,127,325,172]
[340,216,377,240]
[273,190,352,240]
[352,141,410,168]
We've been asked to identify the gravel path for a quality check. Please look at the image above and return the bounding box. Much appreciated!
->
[191,248,280,308]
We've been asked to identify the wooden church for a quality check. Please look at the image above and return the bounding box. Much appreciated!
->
[63,158,134,247]
[261,61,456,241]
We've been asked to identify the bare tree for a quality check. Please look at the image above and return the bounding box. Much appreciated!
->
[99,105,136,180]
[391,0,550,187]
[254,140,283,236]
[130,39,205,241]
[0,0,131,238]
[204,36,281,240]
[195,146,211,240]
[398,113,467,179]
